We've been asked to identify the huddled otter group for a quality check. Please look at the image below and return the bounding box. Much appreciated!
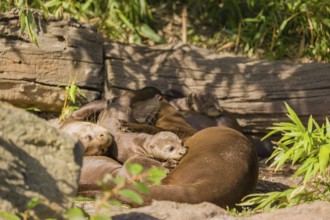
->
[58,87,261,208]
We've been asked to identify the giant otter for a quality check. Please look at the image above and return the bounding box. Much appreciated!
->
[77,87,259,208]
[54,117,112,156]
[166,91,273,157]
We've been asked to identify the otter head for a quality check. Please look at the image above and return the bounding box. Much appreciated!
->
[187,93,223,117]
[61,121,113,156]
[133,94,162,124]
[149,131,188,161]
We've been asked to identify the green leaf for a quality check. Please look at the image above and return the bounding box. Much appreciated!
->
[118,189,143,205]
[108,199,122,206]
[125,163,143,176]
[62,1,70,10]
[25,11,39,46]
[284,102,305,132]
[137,23,165,43]
[147,168,166,184]
[115,9,134,31]
[307,115,314,133]
[111,176,125,185]
[292,147,305,164]
[288,186,305,200]
[319,144,330,172]
[44,0,61,8]
[27,197,40,209]
[91,214,112,220]
[82,0,94,12]
[65,207,87,220]
[0,212,21,220]
[69,84,78,103]
[133,182,150,194]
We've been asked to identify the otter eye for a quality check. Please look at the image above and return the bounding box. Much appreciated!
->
[167,146,175,152]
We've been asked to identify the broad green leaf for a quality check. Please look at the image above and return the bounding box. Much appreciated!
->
[111,176,125,185]
[133,182,150,194]
[125,163,143,176]
[118,189,143,205]
[108,199,122,206]
[319,144,330,172]
[0,212,21,220]
[147,168,166,184]
[65,207,87,220]
[91,214,111,220]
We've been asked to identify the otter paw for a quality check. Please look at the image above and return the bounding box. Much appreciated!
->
[162,159,179,171]
[118,120,130,131]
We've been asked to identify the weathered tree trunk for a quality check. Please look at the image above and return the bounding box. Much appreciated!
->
[0,10,103,112]
[104,42,330,135]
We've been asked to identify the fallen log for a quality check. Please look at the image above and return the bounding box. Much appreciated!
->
[104,42,330,135]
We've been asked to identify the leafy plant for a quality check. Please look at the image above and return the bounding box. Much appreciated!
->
[238,102,330,211]
[3,0,164,45]
[58,70,86,123]
[67,163,166,219]
[0,197,42,220]
[93,163,166,211]
[0,164,166,219]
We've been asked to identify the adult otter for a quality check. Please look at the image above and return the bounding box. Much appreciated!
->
[168,92,241,131]
[167,91,273,157]
[77,87,259,208]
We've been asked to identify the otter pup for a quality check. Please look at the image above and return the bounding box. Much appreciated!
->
[97,93,187,167]
[50,117,112,156]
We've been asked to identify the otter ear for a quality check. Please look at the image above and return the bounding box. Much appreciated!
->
[155,94,163,101]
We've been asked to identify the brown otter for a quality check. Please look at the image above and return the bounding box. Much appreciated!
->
[80,156,130,182]
[52,117,113,156]
[79,128,258,208]
[167,92,273,157]
[77,87,259,208]
[97,93,187,166]
[168,92,241,131]
[80,155,163,183]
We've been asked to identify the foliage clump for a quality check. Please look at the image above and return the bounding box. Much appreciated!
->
[0,163,166,220]
[2,0,328,61]
[239,102,330,211]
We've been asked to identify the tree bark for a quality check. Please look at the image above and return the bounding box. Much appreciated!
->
[0,10,103,112]
[104,42,330,135]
